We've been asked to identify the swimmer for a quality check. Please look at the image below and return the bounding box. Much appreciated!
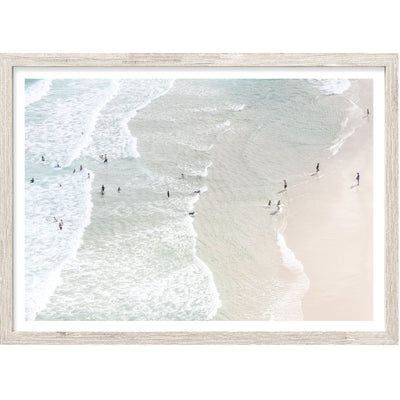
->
[30,178,34,183]
[56,163,60,168]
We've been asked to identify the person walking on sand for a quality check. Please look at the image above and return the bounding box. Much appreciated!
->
[316,163,320,173]
[356,172,360,186]
[283,180,287,190]
[268,200,272,207]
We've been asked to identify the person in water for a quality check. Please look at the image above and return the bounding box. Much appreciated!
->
[41,155,45,161]
[73,169,76,174]
[104,154,108,163]
[356,172,360,186]
[284,180,287,190]
[30,178,34,183]
[80,165,83,171]
[117,187,121,193]
[102,185,105,192]
[316,163,320,173]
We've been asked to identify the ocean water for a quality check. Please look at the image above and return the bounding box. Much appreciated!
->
[24,78,360,321]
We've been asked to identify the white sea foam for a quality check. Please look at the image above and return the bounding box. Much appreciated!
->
[25,79,53,107]
[276,233,304,273]
[309,79,351,95]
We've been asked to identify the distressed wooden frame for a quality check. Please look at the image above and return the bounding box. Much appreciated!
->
[0,53,398,344]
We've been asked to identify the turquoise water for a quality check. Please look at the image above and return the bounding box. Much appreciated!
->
[24,78,357,321]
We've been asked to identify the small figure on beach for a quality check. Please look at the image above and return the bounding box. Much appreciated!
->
[30,178,34,183]
[55,163,60,168]
[53,217,58,223]
[87,173,90,179]
[117,187,121,193]
[267,200,272,207]
[104,154,108,163]
[283,180,287,190]
[167,190,170,198]
[80,165,83,171]
[367,108,370,116]
[181,173,184,179]
[101,185,105,192]
[101,189,104,196]
[60,219,64,226]
[193,190,201,194]
[277,200,281,211]
[73,169,76,174]
[59,222,62,231]
[189,211,196,216]
[41,155,45,161]
[316,163,320,173]
[99,154,104,160]
[356,172,360,186]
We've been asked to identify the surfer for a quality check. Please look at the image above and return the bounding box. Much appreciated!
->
[356,172,360,186]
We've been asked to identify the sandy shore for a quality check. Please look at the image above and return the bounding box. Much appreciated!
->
[284,79,373,320]
[194,79,373,321]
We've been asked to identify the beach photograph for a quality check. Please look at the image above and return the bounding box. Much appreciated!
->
[23,77,373,322]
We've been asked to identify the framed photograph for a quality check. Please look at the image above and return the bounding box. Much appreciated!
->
[0,53,397,344]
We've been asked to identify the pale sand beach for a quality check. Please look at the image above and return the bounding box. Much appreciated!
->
[194,80,373,321]
[284,80,373,320]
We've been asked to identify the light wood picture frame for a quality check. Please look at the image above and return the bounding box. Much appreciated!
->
[0,53,398,344]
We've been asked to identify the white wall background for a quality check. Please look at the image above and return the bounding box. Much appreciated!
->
[1,1,399,399]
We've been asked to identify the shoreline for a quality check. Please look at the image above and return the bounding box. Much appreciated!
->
[194,79,373,321]
[283,79,373,320]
